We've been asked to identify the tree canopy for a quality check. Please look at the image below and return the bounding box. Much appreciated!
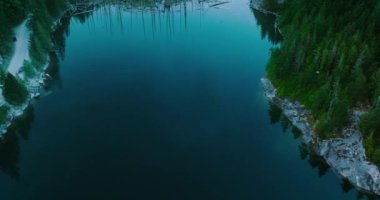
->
[266,0,380,165]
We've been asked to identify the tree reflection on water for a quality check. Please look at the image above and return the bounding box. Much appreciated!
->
[266,102,380,200]
[0,0,225,179]
[251,8,282,45]
[0,106,34,179]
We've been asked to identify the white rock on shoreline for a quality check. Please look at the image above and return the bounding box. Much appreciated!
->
[0,6,76,137]
[253,0,380,195]
[261,77,380,195]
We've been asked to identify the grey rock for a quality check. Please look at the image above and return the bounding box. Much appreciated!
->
[261,77,380,195]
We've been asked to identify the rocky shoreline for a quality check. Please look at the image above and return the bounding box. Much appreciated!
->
[262,78,380,195]
[0,5,78,136]
[252,0,380,195]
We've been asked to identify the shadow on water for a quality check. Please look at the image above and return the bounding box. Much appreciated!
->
[2,1,375,199]
[251,8,282,44]
[0,10,72,179]
[45,0,216,91]
[45,14,73,91]
[0,105,34,179]
[72,0,232,38]
[268,103,330,176]
[267,102,380,200]
[0,0,221,179]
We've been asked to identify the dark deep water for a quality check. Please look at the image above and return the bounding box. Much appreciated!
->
[0,1,372,199]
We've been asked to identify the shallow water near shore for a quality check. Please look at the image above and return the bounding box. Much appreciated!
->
[0,0,372,199]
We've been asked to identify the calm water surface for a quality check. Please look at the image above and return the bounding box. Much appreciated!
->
[0,0,368,199]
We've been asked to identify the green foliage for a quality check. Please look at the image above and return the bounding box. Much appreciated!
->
[27,0,55,67]
[374,1,380,33]
[315,116,331,139]
[258,0,380,168]
[22,60,36,79]
[0,0,70,107]
[363,132,380,166]
[361,107,380,139]
[0,69,7,84]
[268,0,380,164]
[0,105,10,124]
[311,83,330,114]
[329,96,349,131]
[3,73,29,106]
[364,132,375,158]
[0,0,26,59]
[262,0,282,13]
[0,0,70,65]
[372,149,380,166]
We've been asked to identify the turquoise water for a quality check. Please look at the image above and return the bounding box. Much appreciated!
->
[0,1,369,199]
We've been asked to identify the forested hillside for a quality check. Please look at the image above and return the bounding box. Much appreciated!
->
[266,0,380,165]
[0,0,70,64]
[0,0,71,123]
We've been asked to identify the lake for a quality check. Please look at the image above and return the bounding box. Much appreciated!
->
[0,0,369,199]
